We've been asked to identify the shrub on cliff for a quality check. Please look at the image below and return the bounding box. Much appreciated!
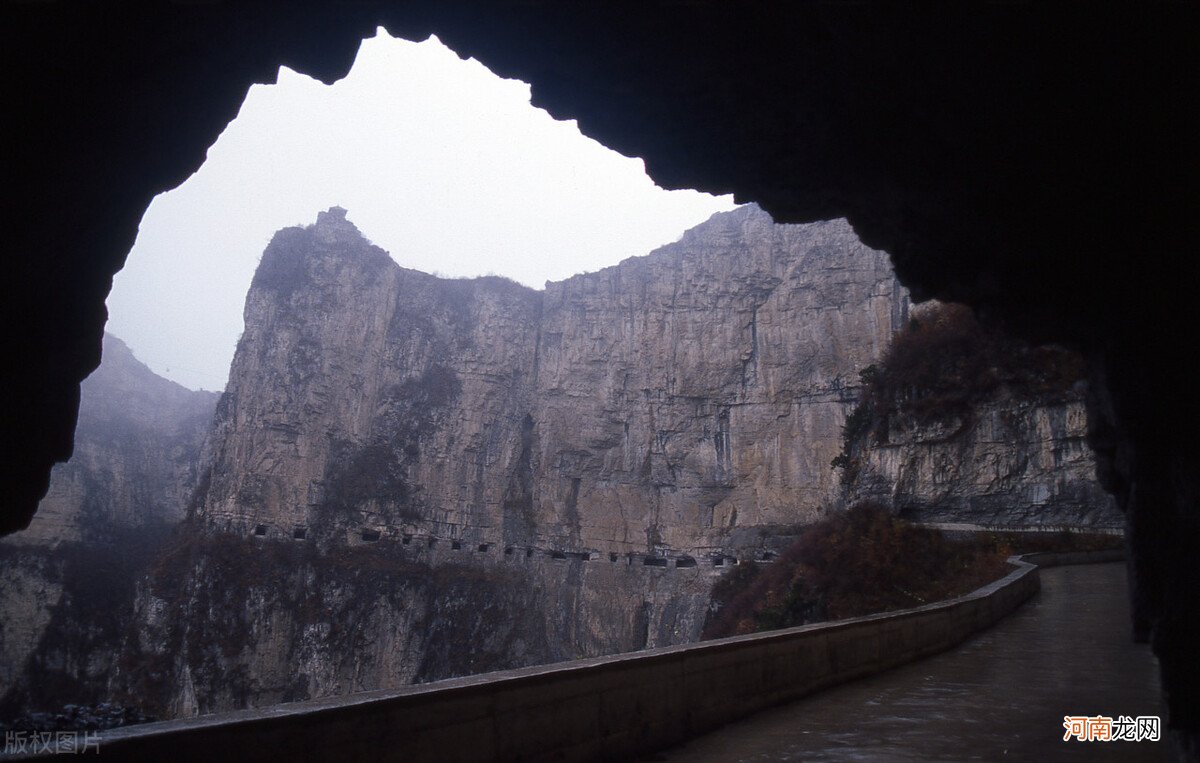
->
[873,302,1082,425]
[831,301,1084,478]
[702,501,1012,639]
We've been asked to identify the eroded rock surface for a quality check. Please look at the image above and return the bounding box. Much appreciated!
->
[0,335,216,717]
[6,207,1121,720]
[848,398,1119,527]
[200,205,907,556]
[117,205,911,715]
[114,206,1125,718]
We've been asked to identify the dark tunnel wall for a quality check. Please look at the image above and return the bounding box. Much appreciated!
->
[3,1,1198,753]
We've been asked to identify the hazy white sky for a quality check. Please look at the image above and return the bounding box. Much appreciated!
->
[106,30,736,392]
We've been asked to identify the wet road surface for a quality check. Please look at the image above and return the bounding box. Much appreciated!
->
[655,563,1164,761]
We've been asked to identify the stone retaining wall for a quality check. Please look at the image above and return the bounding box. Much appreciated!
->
[43,550,1124,762]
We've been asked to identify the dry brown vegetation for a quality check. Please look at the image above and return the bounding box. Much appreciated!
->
[872,303,1081,427]
[832,302,1085,482]
[702,502,1014,639]
[979,529,1122,555]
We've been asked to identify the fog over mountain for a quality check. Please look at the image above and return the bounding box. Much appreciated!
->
[105,30,735,392]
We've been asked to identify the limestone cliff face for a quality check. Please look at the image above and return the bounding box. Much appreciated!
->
[119,536,714,716]
[7,207,1120,722]
[114,205,909,717]
[0,334,216,716]
[846,397,1120,527]
[200,205,907,556]
[201,207,545,549]
[12,334,217,546]
[835,301,1121,528]
[531,208,908,554]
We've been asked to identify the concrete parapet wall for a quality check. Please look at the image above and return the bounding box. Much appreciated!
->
[73,551,1125,762]
[1020,548,1126,567]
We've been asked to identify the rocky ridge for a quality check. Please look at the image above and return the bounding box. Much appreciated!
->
[199,204,909,557]
[4,206,1118,720]
[113,204,911,715]
[0,334,216,717]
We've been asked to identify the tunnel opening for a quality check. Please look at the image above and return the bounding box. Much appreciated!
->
[253,524,268,537]
[96,29,735,404]
[5,4,1198,748]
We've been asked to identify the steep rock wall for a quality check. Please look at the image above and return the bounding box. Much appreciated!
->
[13,334,217,546]
[122,205,908,716]
[0,335,217,716]
[200,205,907,557]
[847,398,1120,527]
[117,532,714,717]
[530,209,908,554]
[201,207,544,548]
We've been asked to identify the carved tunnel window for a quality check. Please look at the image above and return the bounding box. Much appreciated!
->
[402,534,413,545]
[610,552,619,563]
[643,557,668,568]
[478,543,491,552]
[451,540,462,550]
[712,555,725,567]
[550,550,567,560]
[253,524,268,536]
[525,548,535,558]
[293,527,307,540]
[361,529,381,542]
[675,557,697,568]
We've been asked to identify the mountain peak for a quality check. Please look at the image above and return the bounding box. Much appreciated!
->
[312,206,363,244]
[317,205,348,224]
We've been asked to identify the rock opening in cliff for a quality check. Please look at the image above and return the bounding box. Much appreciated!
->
[1,198,1119,725]
[103,29,735,397]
